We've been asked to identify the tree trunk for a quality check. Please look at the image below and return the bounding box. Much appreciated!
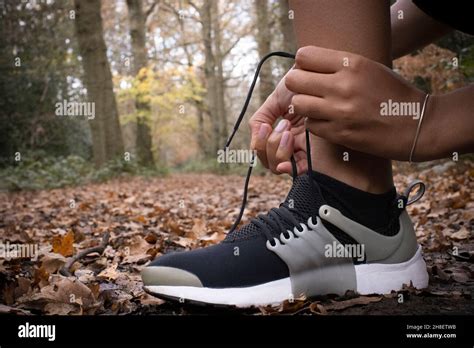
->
[255,0,275,104]
[279,0,297,72]
[200,0,220,155]
[126,0,155,166]
[176,5,209,157]
[74,0,124,167]
[211,0,227,148]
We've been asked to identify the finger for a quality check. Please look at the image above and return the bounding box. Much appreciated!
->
[291,94,332,121]
[267,119,290,173]
[275,131,294,173]
[249,94,280,150]
[295,46,348,73]
[251,123,272,168]
[276,150,309,176]
[285,69,334,97]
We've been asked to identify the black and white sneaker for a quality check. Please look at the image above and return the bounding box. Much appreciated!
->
[142,173,428,307]
[141,53,429,307]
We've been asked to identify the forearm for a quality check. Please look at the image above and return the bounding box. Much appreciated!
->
[416,85,474,161]
[391,0,452,59]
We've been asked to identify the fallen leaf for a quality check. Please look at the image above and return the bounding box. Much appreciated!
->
[173,237,195,248]
[0,304,32,315]
[14,277,32,299]
[139,293,165,306]
[450,227,470,241]
[188,218,206,239]
[144,233,158,244]
[97,263,120,281]
[52,230,74,257]
[74,269,96,283]
[309,302,328,315]
[165,220,185,236]
[41,252,67,273]
[134,215,147,224]
[17,275,98,315]
[120,235,154,264]
[33,266,50,288]
[325,296,382,311]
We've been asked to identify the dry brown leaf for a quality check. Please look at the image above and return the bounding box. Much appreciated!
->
[14,277,32,299]
[166,220,185,236]
[120,235,154,264]
[450,227,471,241]
[309,302,328,315]
[33,266,50,288]
[44,302,79,315]
[97,263,120,281]
[74,269,96,283]
[17,275,98,315]
[199,232,225,246]
[188,218,206,239]
[87,283,101,299]
[325,296,382,311]
[134,215,147,224]
[173,236,195,248]
[0,304,32,315]
[41,252,67,273]
[52,230,74,257]
[122,253,151,265]
[144,233,158,244]
[139,293,165,306]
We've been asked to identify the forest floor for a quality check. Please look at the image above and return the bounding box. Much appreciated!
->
[0,159,473,315]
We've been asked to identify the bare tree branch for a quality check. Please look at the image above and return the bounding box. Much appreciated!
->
[59,232,110,277]
[145,0,160,19]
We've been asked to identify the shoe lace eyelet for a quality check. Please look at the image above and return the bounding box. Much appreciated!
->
[294,223,307,236]
[307,216,318,229]
[266,237,281,249]
[281,230,294,243]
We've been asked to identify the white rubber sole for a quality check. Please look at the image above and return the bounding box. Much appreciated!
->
[144,246,429,308]
[356,245,429,295]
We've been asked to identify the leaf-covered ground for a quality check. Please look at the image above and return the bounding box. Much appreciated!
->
[0,159,473,315]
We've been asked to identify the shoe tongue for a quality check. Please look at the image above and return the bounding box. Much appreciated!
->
[282,174,324,218]
[225,174,324,241]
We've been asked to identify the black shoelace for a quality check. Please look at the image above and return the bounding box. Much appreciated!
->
[224,51,319,244]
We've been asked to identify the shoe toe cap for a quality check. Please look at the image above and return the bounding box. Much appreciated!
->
[141,266,203,287]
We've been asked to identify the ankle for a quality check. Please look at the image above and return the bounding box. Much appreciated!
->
[315,164,393,193]
[310,138,393,194]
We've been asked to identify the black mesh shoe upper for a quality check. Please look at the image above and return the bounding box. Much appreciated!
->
[148,233,289,288]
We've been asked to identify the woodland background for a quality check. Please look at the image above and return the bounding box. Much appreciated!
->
[0,0,473,315]
[0,0,473,188]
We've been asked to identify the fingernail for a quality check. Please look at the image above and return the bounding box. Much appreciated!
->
[275,119,287,133]
[280,131,290,148]
[258,124,269,140]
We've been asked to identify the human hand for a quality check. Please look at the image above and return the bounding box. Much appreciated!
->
[284,46,426,161]
[249,75,308,175]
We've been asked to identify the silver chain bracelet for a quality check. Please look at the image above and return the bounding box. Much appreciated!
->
[409,93,430,163]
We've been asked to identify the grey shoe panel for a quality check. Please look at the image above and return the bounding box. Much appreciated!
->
[268,217,356,297]
[319,205,417,263]
[381,211,418,264]
[142,266,203,287]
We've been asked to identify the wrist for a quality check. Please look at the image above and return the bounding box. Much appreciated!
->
[413,93,448,161]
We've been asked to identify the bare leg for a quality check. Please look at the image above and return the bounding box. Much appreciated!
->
[289,0,393,193]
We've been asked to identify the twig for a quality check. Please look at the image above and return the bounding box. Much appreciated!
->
[60,232,110,277]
